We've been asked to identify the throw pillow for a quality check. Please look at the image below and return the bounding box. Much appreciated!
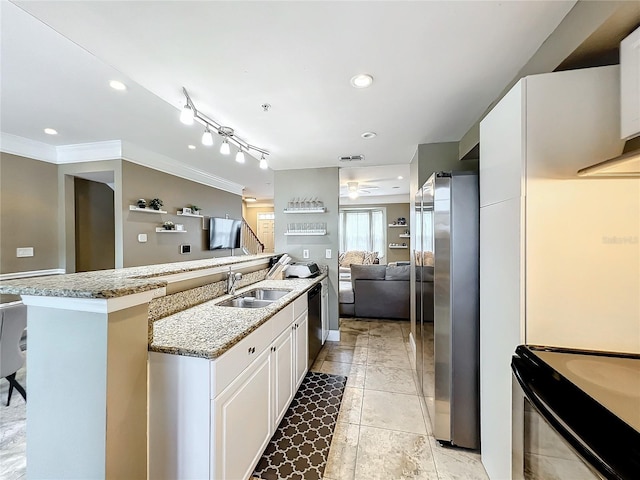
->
[341,250,365,267]
[363,251,378,265]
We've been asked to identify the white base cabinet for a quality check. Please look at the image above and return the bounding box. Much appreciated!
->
[149,297,309,480]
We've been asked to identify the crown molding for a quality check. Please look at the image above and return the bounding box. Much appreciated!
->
[0,132,57,162]
[121,141,244,196]
[56,140,122,163]
[0,133,244,196]
[340,193,410,205]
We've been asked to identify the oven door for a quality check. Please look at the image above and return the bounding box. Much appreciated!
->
[512,370,603,480]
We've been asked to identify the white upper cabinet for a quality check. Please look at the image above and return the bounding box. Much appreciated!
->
[621,26,640,139]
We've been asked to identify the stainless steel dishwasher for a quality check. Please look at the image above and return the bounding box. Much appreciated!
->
[307,283,322,366]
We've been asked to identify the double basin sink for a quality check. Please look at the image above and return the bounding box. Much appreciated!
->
[217,288,291,309]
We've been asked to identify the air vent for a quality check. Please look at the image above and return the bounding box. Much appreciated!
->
[339,154,365,162]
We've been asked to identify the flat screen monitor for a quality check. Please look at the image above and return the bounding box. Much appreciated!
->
[209,217,242,250]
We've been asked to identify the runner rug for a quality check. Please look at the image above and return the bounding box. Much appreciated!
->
[252,371,347,480]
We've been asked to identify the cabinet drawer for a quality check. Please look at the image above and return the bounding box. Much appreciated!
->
[270,304,293,337]
[293,294,308,318]
[211,320,272,397]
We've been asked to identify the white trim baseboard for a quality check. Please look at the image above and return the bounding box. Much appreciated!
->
[326,329,341,341]
[0,269,65,281]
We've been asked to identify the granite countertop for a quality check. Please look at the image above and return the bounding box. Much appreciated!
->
[150,274,326,359]
[0,254,273,299]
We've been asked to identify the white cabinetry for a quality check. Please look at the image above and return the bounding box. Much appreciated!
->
[479,66,638,480]
[621,26,640,139]
[149,294,310,480]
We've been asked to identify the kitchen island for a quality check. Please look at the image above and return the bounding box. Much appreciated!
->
[0,254,324,480]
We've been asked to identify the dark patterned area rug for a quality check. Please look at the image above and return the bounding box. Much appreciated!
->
[252,371,347,480]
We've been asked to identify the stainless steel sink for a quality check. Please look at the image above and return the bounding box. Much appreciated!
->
[243,289,290,301]
[217,289,290,308]
[217,297,274,309]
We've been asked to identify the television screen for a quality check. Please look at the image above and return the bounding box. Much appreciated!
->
[209,217,242,250]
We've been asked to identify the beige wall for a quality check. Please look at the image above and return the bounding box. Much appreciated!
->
[121,161,242,267]
[340,202,410,264]
[0,153,59,274]
[244,205,274,244]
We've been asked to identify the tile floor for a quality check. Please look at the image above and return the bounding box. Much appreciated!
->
[312,318,488,480]
[0,318,489,480]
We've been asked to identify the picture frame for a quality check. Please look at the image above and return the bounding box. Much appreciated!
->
[182,207,192,214]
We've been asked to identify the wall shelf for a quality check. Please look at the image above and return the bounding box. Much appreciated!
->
[283,208,326,214]
[399,234,410,238]
[284,231,327,236]
[388,224,407,228]
[177,211,204,218]
[155,228,187,233]
[129,205,167,214]
[389,245,408,249]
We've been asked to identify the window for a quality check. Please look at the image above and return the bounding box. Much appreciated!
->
[339,208,386,258]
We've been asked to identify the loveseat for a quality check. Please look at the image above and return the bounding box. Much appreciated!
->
[339,264,410,319]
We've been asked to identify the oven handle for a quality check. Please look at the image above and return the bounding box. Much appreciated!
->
[511,356,622,480]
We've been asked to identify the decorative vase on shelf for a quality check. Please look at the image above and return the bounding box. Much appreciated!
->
[149,198,163,210]
[137,199,146,209]
[163,221,174,230]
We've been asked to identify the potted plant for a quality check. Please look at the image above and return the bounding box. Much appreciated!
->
[137,198,147,209]
[191,204,201,214]
[162,221,175,230]
[149,198,163,210]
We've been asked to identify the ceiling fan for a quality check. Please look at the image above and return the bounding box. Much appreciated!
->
[342,181,380,199]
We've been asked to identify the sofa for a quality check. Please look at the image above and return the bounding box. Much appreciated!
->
[339,264,410,319]
[338,250,379,278]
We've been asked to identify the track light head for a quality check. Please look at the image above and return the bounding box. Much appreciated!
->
[259,155,268,170]
[201,126,214,146]
[180,103,194,125]
[348,191,359,199]
[235,148,246,164]
[220,138,230,155]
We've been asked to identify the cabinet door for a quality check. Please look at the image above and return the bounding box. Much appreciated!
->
[272,326,294,428]
[213,348,272,480]
[294,312,309,389]
[621,26,640,139]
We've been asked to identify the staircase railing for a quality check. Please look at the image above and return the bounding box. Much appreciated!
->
[241,219,265,254]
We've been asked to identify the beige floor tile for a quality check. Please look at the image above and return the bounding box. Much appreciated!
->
[354,426,437,480]
[367,335,407,351]
[430,437,488,480]
[368,322,405,338]
[326,345,368,365]
[337,387,364,424]
[324,422,359,480]
[337,331,370,348]
[418,396,434,435]
[360,390,426,435]
[310,357,324,372]
[340,319,371,334]
[366,347,412,369]
[320,361,366,388]
[364,364,417,395]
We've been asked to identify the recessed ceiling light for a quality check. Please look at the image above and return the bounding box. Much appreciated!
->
[350,74,373,88]
[188,145,196,150]
[44,128,58,135]
[397,176,403,180]
[109,80,127,91]
[361,132,377,139]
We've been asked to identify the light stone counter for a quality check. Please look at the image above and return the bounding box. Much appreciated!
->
[0,254,273,298]
[150,274,326,359]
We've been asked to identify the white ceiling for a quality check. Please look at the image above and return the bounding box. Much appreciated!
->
[1,1,576,201]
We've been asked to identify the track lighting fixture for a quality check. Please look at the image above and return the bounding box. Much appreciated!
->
[220,137,230,155]
[201,126,214,146]
[235,147,246,164]
[179,87,269,168]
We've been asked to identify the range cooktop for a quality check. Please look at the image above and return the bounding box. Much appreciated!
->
[512,345,640,480]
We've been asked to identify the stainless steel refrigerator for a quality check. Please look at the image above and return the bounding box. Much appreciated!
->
[414,171,479,449]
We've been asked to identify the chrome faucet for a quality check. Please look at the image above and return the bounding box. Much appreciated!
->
[226,267,243,294]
